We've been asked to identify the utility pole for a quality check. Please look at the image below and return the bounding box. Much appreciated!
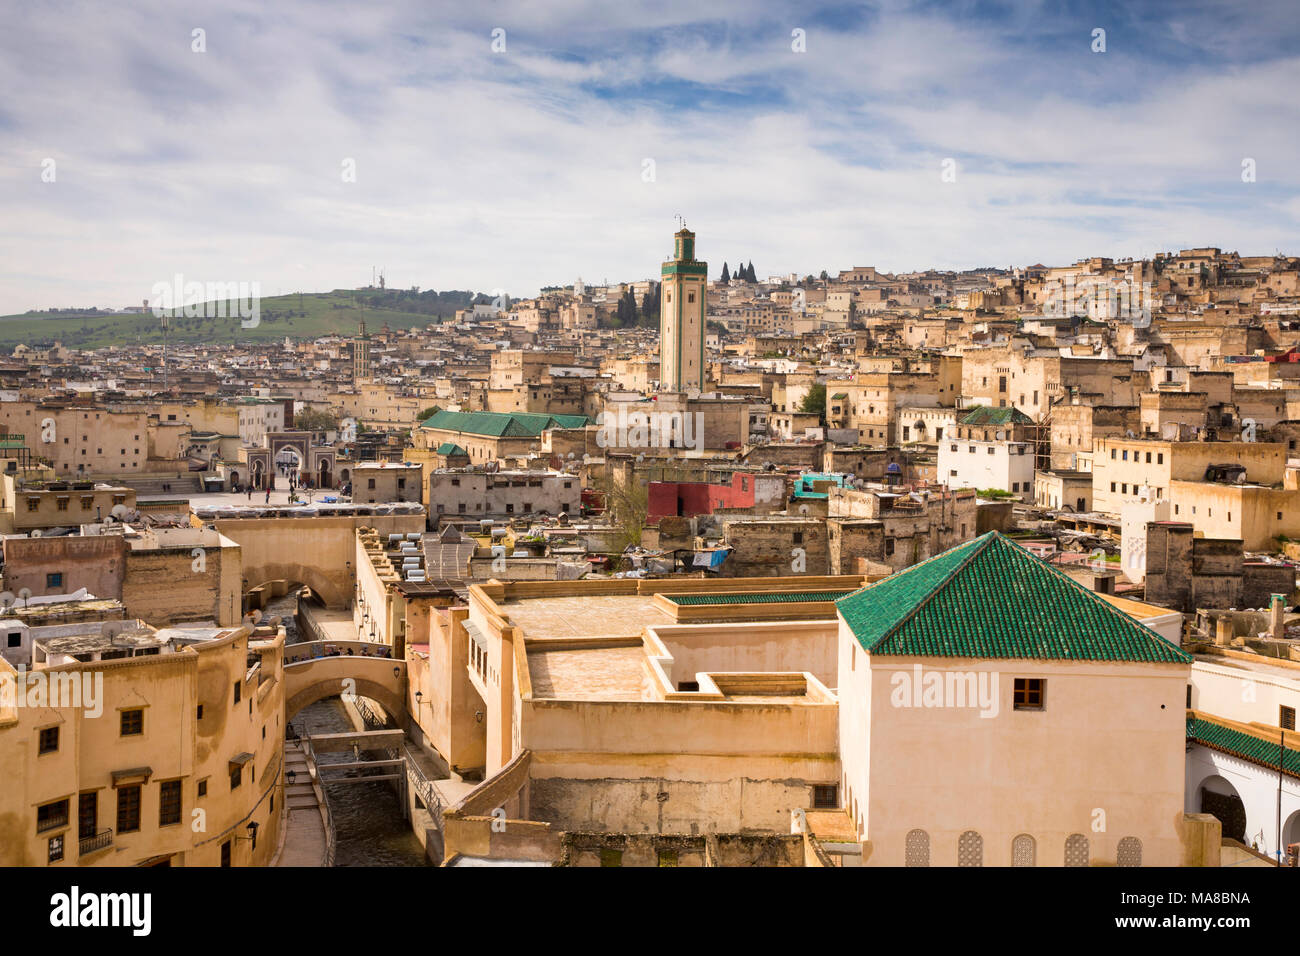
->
[1278,729,1285,864]
[161,313,169,389]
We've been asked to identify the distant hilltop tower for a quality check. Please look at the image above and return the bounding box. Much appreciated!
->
[659,224,707,393]
[353,319,372,381]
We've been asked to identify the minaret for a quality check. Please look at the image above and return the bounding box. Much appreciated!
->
[659,225,707,393]
[353,320,372,382]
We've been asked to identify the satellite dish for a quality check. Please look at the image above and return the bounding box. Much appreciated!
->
[0,592,14,611]
[29,529,42,538]
[111,504,129,519]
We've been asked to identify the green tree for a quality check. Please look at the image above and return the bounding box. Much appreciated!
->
[720,262,730,283]
[639,282,660,326]
[295,408,339,433]
[798,382,827,422]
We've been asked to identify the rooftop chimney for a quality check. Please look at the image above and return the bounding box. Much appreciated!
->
[1215,616,1234,647]
[1270,593,1286,640]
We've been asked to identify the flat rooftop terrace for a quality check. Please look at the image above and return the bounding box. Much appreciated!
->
[527,642,649,701]
[502,593,672,640]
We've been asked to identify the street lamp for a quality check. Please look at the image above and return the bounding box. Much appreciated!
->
[235,820,259,852]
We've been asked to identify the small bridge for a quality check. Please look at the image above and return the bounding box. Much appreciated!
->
[304,730,408,785]
[283,640,407,722]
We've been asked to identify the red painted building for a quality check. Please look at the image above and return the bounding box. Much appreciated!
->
[648,473,758,521]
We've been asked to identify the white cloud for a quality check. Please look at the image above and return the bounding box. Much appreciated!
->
[0,0,1296,314]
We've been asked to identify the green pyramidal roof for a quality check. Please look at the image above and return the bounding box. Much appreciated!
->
[836,532,1192,663]
[959,405,1034,426]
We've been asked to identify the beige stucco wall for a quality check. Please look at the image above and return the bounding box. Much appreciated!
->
[0,625,284,867]
[847,640,1189,866]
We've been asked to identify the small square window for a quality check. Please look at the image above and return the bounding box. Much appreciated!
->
[197,779,208,798]
[1282,706,1296,732]
[812,784,839,809]
[1013,678,1045,711]
[37,798,69,834]
[120,709,144,736]
[46,572,63,589]
[39,726,59,754]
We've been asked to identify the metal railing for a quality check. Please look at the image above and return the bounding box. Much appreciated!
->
[79,828,113,856]
[403,742,444,820]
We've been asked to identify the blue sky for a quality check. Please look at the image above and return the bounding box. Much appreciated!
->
[1,0,1297,314]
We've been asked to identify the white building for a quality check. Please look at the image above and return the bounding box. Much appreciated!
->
[232,398,285,447]
[937,406,1035,497]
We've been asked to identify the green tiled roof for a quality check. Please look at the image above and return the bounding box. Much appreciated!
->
[667,590,854,606]
[419,409,590,437]
[1187,717,1300,778]
[435,442,468,456]
[958,405,1034,426]
[836,531,1192,663]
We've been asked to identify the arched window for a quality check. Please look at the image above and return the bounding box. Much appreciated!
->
[958,830,983,867]
[1012,833,1036,867]
[905,829,930,867]
[1117,837,1142,867]
[1065,833,1089,867]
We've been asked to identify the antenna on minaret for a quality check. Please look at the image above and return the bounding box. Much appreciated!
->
[674,214,685,230]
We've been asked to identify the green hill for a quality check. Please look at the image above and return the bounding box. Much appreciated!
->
[0,288,491,348]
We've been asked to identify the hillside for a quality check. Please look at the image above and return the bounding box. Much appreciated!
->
[0,288,491,348]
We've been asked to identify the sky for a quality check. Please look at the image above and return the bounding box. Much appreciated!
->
[1,0,1298,315]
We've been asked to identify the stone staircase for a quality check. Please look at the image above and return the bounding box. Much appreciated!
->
[284,740,318,811]
[118,474,205,497]
[275,738,334,866]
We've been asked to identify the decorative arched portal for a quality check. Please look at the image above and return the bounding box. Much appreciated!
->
[318,458,331,488]
[250,460,266,490]
[275,445,305,483]
[229,470,240,491]
[1198,774,1247,843]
